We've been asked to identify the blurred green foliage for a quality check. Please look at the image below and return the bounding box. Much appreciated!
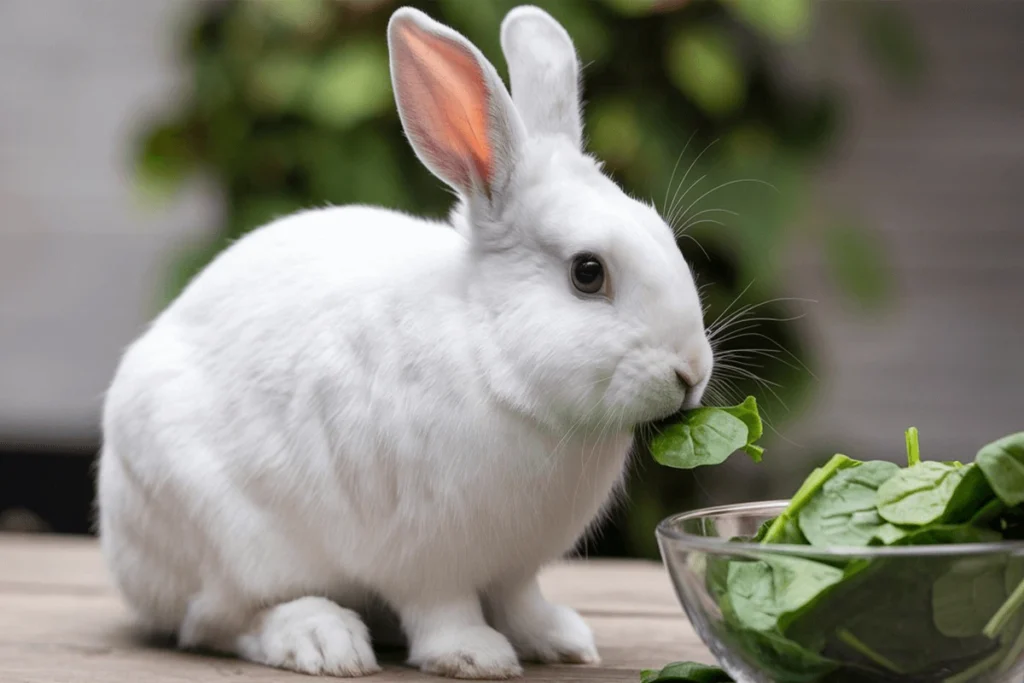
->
[134,0,921,559]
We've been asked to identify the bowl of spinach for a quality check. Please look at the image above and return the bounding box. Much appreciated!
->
[646,402,1024,682]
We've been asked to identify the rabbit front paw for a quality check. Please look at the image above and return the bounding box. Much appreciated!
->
[411,624,522,679]
[488,578,599,665]
[500,602,599,665]
[237,597,380,677]
[400,596,523,679]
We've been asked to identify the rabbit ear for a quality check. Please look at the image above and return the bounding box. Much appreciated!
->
[388,7,525,202]
[500,6,583,150]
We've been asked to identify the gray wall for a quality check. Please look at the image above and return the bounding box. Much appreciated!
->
[0,1,1021,486]
[0,0,216,445]
[776,0,1024,484]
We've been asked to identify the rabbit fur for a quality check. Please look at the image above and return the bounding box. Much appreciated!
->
[97,4,713,679]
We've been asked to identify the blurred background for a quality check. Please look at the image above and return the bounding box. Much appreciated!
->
[0,0,1021,560]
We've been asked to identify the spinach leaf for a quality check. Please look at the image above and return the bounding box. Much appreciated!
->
[932,555,1009,638]
[706,554,731,604]
[724,627,838,682]
[942,464,997,524]
[890,523,1002,546]
[969,497,1005,527]
[975,432,1024,506]
[727,556,845,632]
[717,396,764,461]
[808,556,997,676]
[868,521,908,546]
[875,461,965,526]
[639,661,732,682]
[797,460,903,547]
[760,454,861,544]
[876,461,994,529]
[650,397,765,469]
[755,515,807,545]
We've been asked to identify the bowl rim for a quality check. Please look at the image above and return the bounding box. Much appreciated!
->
[656,499,1024,558]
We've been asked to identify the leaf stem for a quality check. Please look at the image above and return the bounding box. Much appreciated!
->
[837,628,904,674]
[905,427,920,467]
[942,648,1003,683]
[969,497,1005,526]
[984,575,1024,639]
[999,620,1024,673]
[761,454,855,544]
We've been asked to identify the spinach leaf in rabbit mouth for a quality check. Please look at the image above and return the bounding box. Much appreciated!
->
[648,396,765,470]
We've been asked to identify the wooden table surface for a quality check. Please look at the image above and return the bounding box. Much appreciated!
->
[0,534,714,682]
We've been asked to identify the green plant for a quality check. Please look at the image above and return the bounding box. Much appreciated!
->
[133,0,921,559]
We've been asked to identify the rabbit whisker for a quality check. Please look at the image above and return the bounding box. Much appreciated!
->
[676,177,779,227]
[665,138,719,225]
[662,131,697,215]
[677,232,711,261]
[706,280,756,332]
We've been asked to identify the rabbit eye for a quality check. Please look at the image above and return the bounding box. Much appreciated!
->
[570,253,606,295]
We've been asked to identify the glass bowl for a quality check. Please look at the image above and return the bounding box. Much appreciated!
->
[656,501,1024,683]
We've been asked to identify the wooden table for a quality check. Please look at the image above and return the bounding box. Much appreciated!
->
[0,534,714,682]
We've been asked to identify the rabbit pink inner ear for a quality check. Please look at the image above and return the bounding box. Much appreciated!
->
[392,20,494,192]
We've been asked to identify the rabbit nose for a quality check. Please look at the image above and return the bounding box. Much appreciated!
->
[675,368,696,391]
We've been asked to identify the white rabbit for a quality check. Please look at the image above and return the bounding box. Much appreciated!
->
[97,4,713,679]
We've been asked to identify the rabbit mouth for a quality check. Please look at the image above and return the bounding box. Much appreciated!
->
[634,417,677,444]
[633,402,688,434]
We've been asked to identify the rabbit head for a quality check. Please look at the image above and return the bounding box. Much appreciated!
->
[388,6,713,430]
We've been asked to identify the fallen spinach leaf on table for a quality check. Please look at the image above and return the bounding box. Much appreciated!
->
[640,661,733,682]
[651,396,764,469]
